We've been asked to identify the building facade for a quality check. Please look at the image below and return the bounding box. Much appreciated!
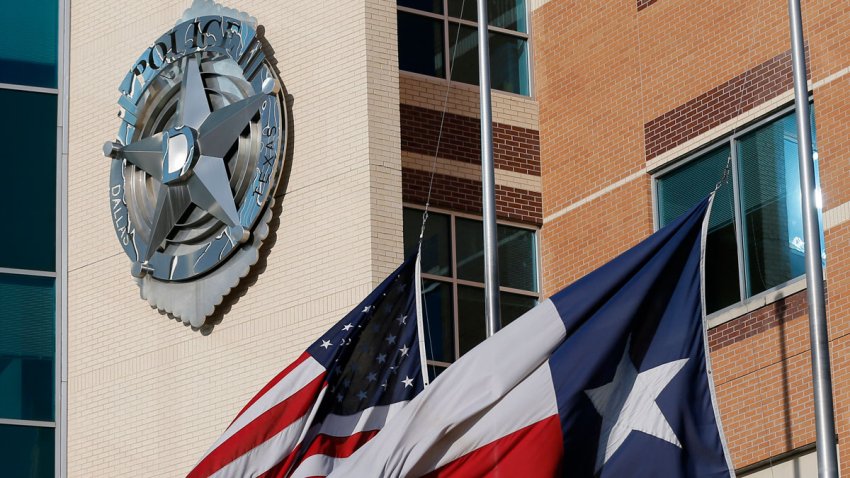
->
[534,0,849,475]
[0,0,846,476]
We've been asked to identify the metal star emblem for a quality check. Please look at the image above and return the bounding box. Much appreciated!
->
[104,54,279,270]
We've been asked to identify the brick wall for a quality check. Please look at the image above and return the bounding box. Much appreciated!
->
[533,0,850,473]
[403,168,543,225]
[709,290,816,466]
[398,75,541,228]
[644,50,800,160]
[400,104,541,176]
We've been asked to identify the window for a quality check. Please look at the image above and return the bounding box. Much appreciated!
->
[655,104,823,314]
[0,0,59,88]
[397,0,531,96]
[403,207,539,378]
[0,89,57,272]
[0,0,62,475]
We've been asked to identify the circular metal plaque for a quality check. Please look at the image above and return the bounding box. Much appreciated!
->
[106,16,286,325]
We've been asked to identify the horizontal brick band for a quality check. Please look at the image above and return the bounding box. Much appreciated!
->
[402,168,542,225]
[400,104,541,176]
[644,49,806,160]
[708,290,808,351]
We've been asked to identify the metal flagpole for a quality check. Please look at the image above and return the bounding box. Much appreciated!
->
[477,0,501,337]
[787,1,838,476]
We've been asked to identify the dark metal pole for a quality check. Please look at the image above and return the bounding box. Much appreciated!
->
[787,1,838,476]
[476,0,501,337]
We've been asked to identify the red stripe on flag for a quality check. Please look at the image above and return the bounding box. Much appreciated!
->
[257,429,381,478]
[231,352,312,425]
[301,429,380,460]
[187,371,327,478]
[424,415,563,478]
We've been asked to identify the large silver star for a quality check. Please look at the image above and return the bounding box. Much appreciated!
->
[105,54,278,266]
[585,340,688,473]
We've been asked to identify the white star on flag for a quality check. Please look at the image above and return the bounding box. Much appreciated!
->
[585,340,688,472]
[342,323,354,331]
[402,376,414,388]
[396,314,407,325]
[399,344,410,357]
[320,340,332,350]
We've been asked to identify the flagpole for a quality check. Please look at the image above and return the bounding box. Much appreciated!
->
[477,0,501,337]
[787,1,838,476]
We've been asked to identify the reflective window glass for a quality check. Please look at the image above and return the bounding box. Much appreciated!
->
[448,23,479,86]
[398,12,445,78]
[399,0,442,13]
[0,89,57,272]
[456,218,537,291]
[448,26,528,95]
[657,146,740,313]
[656,105,821,313]
[448,0,527,32]
[488,0,527,32]
[0,0,58,88]
[447,0,477,22]
[0,274,55,421]
[490,31,529,95]
[496,225,537,291]
[404,209,451,276]
[0,424,54,478]
[421,280,454,364]
[457,286,536,355]
[501,291,537,326]
[738,111,823,296]
[457,285,486,356]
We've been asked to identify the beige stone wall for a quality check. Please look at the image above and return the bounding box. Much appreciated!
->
[66,0,402,475]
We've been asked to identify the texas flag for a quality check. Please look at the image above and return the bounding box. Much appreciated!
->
[328,198,736,477]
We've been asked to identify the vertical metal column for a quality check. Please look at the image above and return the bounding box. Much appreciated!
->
[477,0,501,337]
[787,1,838,476]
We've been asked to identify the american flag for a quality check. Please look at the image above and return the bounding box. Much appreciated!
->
[187,254,425,478]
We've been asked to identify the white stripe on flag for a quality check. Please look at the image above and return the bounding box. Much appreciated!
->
[200,355,325,462]
[208,413,313,478]
[289,454,347,478]
[312,401,408,438]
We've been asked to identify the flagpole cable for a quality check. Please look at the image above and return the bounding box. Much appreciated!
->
[416,0,471,384]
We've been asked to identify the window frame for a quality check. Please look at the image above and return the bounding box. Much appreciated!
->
[651,101,819,321]
[404,204,541,373]
[397,0,535,97]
